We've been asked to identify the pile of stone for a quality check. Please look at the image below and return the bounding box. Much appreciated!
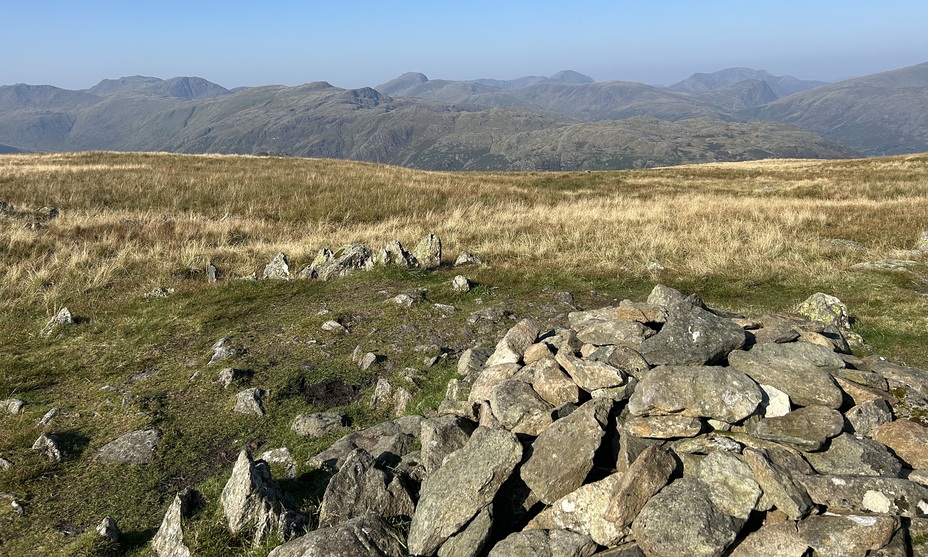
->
[152,285,928,557]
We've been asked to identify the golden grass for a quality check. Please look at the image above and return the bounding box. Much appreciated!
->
[1,151,928,312]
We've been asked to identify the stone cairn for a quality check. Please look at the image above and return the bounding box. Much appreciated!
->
[152,285,928,557]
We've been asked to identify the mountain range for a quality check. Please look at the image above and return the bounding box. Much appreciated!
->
[1,62,926,170]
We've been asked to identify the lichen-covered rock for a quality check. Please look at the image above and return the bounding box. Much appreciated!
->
[308,417,421,471]
[604,445,677,530]
[263,252,290,280]
[526,472,626,547]
[632,478,741,557]
[487,529,598,557]
[628,365,762,423]
[555,351,628,392]
[695,450,762,520]
[31,433,62,462]
[413,233,442,269]
[221,451,306,545]
[527,357,580,407]
[489,379,554,435]
[451,275,471,292]
[290,412,348,437]
[747,405,845,451]
[804,433,902,477]
[520,399,610,504]
[42,307,74,336]
[626,415,705,439]
[317,448,415,528]
[234,387,267,416]
[373,240,414,268]
[407,427,522,556]
[741,447,813,520]
[637,299,745,366]
[437,505,493,557]
[94,427,162,465]
[798,514,899,557]
[796,292,853,332]
[302,243,373,281]
[485,318,541,367]
[728,342,845,409]
[872,419,928,470]
[797,474,928,516]
[151,489,196,557]
[1,398,24,415]
[267,515,406,557]
[420,414,476,475]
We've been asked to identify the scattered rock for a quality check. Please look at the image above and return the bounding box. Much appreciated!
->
[31,433,62,462]
[259,448,298,479]
[413,233,442,270]
[206,260,219,283]
[321,320,347,333]
[42,307,74,336]
[453,252,481,267]
[263,252,290,280]
[290,412,348,437]
[267,515,406,557]
[37,407,58,426]
[151,489,197,557]
[217,367,251,388]
[451,275,471,292]
[96,516,120,542]
[308,417,421,471]
[234,388,267,416]
[303,243,373,281]
[94,427,163,465]
[145,287,175,298]
[1,398,24,415]
[208,337,242,365]
[317,448,415,528]
[373,240,414,267]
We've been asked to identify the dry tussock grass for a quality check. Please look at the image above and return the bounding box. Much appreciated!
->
[2,152,928,311]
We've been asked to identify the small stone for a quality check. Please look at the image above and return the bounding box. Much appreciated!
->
[218,368,250,388]
[291,412,349,437]
[96,516,121,542]
[42,307,74,336]
[206,261,219,283]
[233,388,266,416]
[359,352,379,370]
[2,398,24,415]
[94,427,163,465]
[760,383,792,417]
[32,433,62,462]
[263,252,290,280]
[259,447,298,479]
[321,320,347,333]
[454,252,482,267]
[746,405,845,452]
[38,407,58,426]
[392,293,416,306]
[152,489,197,557]
[370,378,393,408]
[413,233,442,269]
[451,275,471,292]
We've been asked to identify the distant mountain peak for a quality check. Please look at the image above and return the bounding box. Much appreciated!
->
[669,68,827,98]
[88,75,229,99]
[375,72,429,95]
[547,70,594,84]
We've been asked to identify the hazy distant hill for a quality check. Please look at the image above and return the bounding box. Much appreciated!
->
[745,61,928,155]
[669,67,828,97]
[5,62,928,168]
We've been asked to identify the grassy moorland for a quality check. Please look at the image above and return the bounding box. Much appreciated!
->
[0,151,927,555]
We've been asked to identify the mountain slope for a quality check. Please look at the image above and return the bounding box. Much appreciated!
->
[669,67,828,97]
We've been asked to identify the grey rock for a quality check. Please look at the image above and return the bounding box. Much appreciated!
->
[96,516,120,542]
[741,448,813,520]
[221,451,306,545]
[36,205,59,219]
[574,317,654,348]
[259,448,298,479]
[798,514,899,557]
[489,379,554,435]
[528,357,581,407]
[542,327,583,355]
[616,299,668,324]
[1,398,24,414]
[628,365,762,423]
[145,286,175,298]
[31,433,61,462]
[632,477,741,557]
[626,415,705,439]
[370,377,393,408]
[590,543,646,557]
[234,387,267,416]
[413,233,442,269]
[797,474,928,516]
[646,284,704,308]
[468,363,523,403]
[725,520,809,557]
[437,505,493,557]
[151,489,196,557]
[451,275,471,292]
[290,412,348,437]
[263,252,291,280]
[453,251,482,267]
[637,301,745,366]
[420,414,477,474]
[833,366,889,390]
[267,515,406,557]
[208,337,242,365]
[747,405,845,451]
[392,293,416,306]
[871,528,909,557]
[321,319,347,333]
[485,318,541,367]
[555,351,628,392]
[37,407,58,426]
[805,433,902,477]
[918,230,928,250]
[695,450,762,520]
[673,434,744,455]
[488,530,598,557]
[457,347,491,377]
[302,243,373,281]
[588,344,651,378]
[0,200,13,214]
[94,427,163,464]
[42,307,74,336]
[872,419,928,470]
[605,445,677,530]
[217,367,250,388]
[728,342,845,408]
[796,292,853,332]
[759,383,792,417]
[527,472,626,547]
[523,342,554,365]
[521,399,610,504]
[318,448,415,528]
[308,418,421,471]
[407,427,522,556]
[359,352,379,371]
[868,357,928,399]
[373,240,414,267]
[0,457,11,470]
[206,261,218,283]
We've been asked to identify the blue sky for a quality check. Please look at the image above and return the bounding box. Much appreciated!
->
[3,1,927,89]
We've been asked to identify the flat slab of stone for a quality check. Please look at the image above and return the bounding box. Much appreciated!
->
[485,319,541,367]
[872,419,928,470]
[604,445,677,530]
[628,365,762,424]
[525,473,625,547]
[746,405,845,452]
[805,433,902,477]
[555,352,627,392]
[290,412,349,438]
[728,342,845,409]
[636,301,746,366]
[797,474,928,516]
[487,529,598,557]
[626,415,705,439]
[94,427,163,465]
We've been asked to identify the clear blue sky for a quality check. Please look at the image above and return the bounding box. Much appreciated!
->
[3,1,926,89]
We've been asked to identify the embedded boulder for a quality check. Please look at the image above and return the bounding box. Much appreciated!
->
[267,515,406,557]
[317,448,415,528]
[94,427,163,465]
[728,342,845,409]
[636,301,745,366]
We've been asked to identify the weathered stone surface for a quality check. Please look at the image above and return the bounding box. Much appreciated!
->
[408,427,521,556]
[746,405,845,451]
[290,412,349,437]
[317,448,415,528]
[575,317,653,348]
[437,505,493,557]
[628,365,762,423]
[604,445,677,529]
[259,447,297,479]
[759,383,792,418]
[868,357,928,399]
[520,399,610,504]
[420,414,476,474]
[626,415,705,439]
[728,342,845,408]
[488,379,554,435]
[208,337,243,365]
[218,367,251,388]
[741,448,813,520]
[263,252,290,279]
[221,451,305,545]
[413,234,442,269]
[798,514,899,557]
[555,351,627,392]
[31,433,61,462]
[453,251,481,267]
[234,387,267,416]
[749,315,802,345]
[673,434,743,456]
[586,344,651,378]
[96,516,120,542]
[646,284,703,308]
[632,478,741,557]
[451,275,471,292]
[373,240,414,267]
[526,472,625,547]
[308,417,421,471]
[1,398,24,414]
[457,347,491,377]
[616,299,667,324]
[637,301,745,366]
[833,366,889,390]
[798,474,928,516]
[485,319,541,367]
[302,243,373,281]
[467,363,523,403]
[725,520,809,557]
[590,543,646,557]
[522,342,553,365]
[267,515,406,557]
[37,407,58,426]
[42,307,74,336]
[94,427,162,464]
[151,489,196,557]
[805,433,902,477]
[528,358,581,407]
[487,530,598,557]
[797,292,853,332]
[847,399,894,436]
[695,450,762,520]
[872,419,928,470]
